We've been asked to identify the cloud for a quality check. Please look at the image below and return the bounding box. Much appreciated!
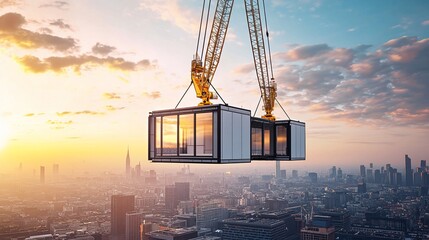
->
[143,91,161,99]
[24,112,44,117]
[56,110,104,116]
[106,105,125,111]
[0,0,20,8]
[275,36,429,126]
[92,42,116,55]
[281,44,332,60]
[47,119,73,129]
[423,20,429,26]
[140,0,199,34]
[0,12,77,52]
[18,54,154,73]
[49,19,72,30]
[39,1,69,10]
[103,92,121,100]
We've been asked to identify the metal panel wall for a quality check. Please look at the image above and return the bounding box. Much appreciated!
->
[232,113,242,159]
[290,122,305,160]
[221,111,233,160]
[241,114,251,159]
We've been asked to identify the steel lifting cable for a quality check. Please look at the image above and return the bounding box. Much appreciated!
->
[262,0,274,79]
[201,0,212,59]
[262,0,291,120]
[195,0,206,57]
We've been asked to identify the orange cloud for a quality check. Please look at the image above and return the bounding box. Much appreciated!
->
[18,55,154,73]
[0,12,77,51]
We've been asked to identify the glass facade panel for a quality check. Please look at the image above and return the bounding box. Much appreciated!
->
[162,115,177,156]
[179,114,194,156]
[264,129,271,155]
[196,112,213,156]
[156,117,161,156]
[252,127,262,155]
[276,125,287,155]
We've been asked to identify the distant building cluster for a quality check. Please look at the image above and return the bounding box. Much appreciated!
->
[1,151,429,240]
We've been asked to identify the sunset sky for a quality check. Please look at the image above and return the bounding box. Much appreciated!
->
[1,0,428,175]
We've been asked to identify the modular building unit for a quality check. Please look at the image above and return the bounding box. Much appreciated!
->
[251,118,306,161]
[148,104,251,163]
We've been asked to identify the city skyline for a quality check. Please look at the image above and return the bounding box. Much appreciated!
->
[1,1,429,173]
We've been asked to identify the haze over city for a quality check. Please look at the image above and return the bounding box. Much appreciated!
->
[1,0,429,174]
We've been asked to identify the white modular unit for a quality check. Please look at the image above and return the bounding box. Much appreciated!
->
[289,120,306,160]
[148,104,251,164]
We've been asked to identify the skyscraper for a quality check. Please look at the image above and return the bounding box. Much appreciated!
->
[111,195,135,239]
[53,164,59,177]
[40,166,45,184]
[421,160,427,170]
[360,165,366,178]
[292,170,298,178]
[126,147,131,177]
[165,185,176,210]
[126,212,142,240]
[275,161,281,179]
[135,162,141,178]
[406,154,413,186]
[175,182,190,203]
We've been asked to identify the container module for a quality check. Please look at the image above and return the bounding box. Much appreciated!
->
[251,118,306,161]
[148,104,251,164]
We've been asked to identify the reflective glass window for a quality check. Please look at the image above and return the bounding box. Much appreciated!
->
[196,113,212,156]
[156,117,161,156]
[264,129,271,155]
[252,127,262,155]
[162,115,178,156]
[179,114,194,156]
[276,125,287,155]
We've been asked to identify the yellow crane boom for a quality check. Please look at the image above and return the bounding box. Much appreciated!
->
[191,0,234,106]
[245,0,276,121]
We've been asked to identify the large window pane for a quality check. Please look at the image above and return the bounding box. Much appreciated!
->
[162,115,177,156]
[264,129,271,155]
[196,113,212,156]
[252,127,262,155]
[276,125,287,155]
[156,117,161,156]
[179,114,194,156]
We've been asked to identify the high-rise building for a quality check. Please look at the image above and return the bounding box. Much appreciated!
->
[40,166,45,184]
[221,218,289,240]
[406,154,413,186]
[126,147,131,177]
[53,164,59,177]
[360,165,366,178]
[374,169,382,184]
[175,182,190,203]
[280,170,286,179]
[275,161,281,179]
[165,185,176,210]
[126,212,142,240]
[421,160,427,170]
[330,166,337,179]
[111,195,135,239]
[135,163,141,178]
[292,170,298,178]
[366,169,374,183]
[301,226,335,240]
[196,202,228,230]
[337,168,343,180]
